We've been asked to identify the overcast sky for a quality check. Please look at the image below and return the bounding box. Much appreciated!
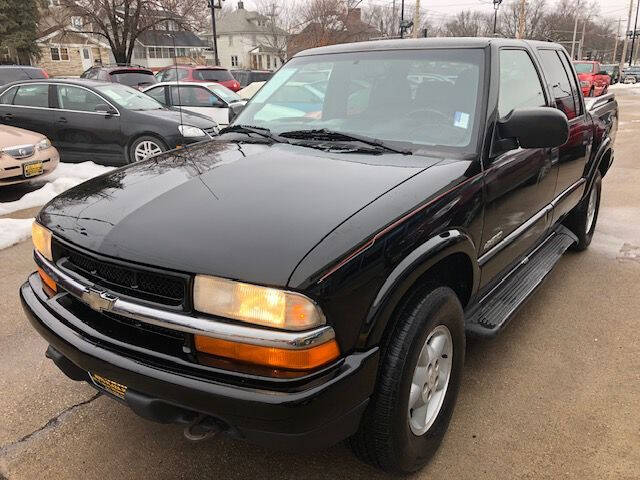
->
[238,0,635,26]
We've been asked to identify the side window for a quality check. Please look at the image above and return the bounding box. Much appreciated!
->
[170,86,221,107]
[0,86,17,104]
[57,85,104,112]
[557,51,583,117]
[498,49,546,117]
[538,49,577,120]
[145,86,167,105]
[177,68,189,80]
[12,84,49,108]
[163,68,177,81]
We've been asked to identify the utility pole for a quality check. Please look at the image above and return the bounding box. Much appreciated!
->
[578,19,586,59]
[400,0,405,38]
[516,0,526,39]
[613,18,621,63]
[631,0,640,65]
[621,0,634,71]
[493,0,503,35]
[570,14,579,59]
[208,0,224,66]
[412,0,421,38]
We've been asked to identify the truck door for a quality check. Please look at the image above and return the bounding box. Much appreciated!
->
[479,48,558,286]
[538,49,592,222]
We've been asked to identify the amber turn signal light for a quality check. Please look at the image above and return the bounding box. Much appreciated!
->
[194,336,340,371]
[37,267,57,293]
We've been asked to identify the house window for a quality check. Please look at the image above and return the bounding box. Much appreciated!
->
[50,47,69,61]
[231,55,239,67]
[266,55,271,69]
[228,35,234,46]
[71,16,83,28]
[48,0,60,6]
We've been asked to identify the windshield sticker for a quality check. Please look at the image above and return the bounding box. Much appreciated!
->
[454,111,470,129]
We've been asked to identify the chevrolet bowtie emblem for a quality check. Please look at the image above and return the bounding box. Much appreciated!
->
[82,287,117,312]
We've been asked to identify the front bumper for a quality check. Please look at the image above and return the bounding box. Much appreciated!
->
[20,274,378,450]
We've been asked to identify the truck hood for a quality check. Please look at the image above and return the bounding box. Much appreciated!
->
[39,140,438,286]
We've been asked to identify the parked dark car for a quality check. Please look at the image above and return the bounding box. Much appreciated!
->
[0,79,217,165]
[601,63,620,84]
[80,64,157,90]
[21,38,617,474]
[0,65,48,87]
[622,65,640,83]
[231,69,274,88]
[155,65,241,91]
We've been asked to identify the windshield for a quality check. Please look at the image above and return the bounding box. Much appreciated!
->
[233,49,484,151]
[110,70,157,87]
[194,69,233,82]
[574,63,595,74]
[208,83,242,102]
[95,83,163,110]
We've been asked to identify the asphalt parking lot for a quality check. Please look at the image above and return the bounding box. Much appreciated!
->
[1,87,639,480]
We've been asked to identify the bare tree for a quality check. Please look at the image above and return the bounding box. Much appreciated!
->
[498,0,549,40]
[254,0,297,63]
[443,11,493,37]
[53,0,208,63]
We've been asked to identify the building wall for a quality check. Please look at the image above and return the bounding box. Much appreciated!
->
[36,33,111,76]
[202,32,284,70]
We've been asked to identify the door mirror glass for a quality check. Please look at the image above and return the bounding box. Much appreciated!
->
[94,103,116,114]
[498,107,569,149]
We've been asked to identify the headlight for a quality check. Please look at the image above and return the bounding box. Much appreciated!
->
[580,80,591,87]
[178,125,206,137]
[32,222,52,261]
[36,138,51,150]
[193,275,325,331]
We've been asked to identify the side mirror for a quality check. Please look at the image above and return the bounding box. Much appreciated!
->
[498,107,569,149]
[94,104,116,115]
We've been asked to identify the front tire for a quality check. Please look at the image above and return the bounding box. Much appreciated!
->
[350,286,465,474]
[565,171,602,251]
[128,136,167,163]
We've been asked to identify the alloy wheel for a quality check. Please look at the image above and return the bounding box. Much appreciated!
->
[134,140,163,162]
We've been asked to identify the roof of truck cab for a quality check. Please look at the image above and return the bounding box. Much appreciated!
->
[293,37,564,57]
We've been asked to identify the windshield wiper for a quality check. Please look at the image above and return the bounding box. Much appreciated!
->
[219,124,283,143]
[279,129,412,155]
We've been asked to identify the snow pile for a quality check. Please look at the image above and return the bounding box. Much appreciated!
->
[0,218,34,250]
[0,161,115,216]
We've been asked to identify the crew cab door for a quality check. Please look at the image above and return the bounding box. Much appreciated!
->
[52,84,122,162]
[479,48,558,286]
[537,49,592,222]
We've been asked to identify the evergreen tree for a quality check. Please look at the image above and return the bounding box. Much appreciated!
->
[0,0,42,63]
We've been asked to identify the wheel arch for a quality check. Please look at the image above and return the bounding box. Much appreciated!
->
[585,136,612,195]
[359,230,479,349]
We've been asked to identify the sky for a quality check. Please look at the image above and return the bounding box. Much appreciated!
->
[238,0,635,26]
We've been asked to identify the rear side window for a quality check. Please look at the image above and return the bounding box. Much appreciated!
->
[538,49,577,120]
[557,51,583,117]
[57,85,104,112]
[194,69,233,82]
[170,86,222,107]
[498,49,546,117]
[12,84,49,107]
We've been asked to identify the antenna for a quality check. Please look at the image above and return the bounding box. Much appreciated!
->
[167,32,184,141]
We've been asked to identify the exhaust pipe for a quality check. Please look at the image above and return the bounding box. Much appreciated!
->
[183,414,222,441]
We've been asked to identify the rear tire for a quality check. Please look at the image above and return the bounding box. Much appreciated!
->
[565,171,602,251]
[350,286,465,474]
[128,135,167,163]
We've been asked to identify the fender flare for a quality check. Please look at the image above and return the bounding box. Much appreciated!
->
[585,136,612,195]
[357,229,479,349]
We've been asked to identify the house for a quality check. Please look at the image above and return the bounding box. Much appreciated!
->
[200,1,287,71]
[287,8,379,58]
[131,29,208,71]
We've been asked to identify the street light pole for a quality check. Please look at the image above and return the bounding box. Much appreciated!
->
[208,0,224,66]
[400,0,405,39]
[493,0,503,35]
[630,0,640,65]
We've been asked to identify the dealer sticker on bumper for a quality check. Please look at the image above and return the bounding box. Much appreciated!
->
[89,373,127,399]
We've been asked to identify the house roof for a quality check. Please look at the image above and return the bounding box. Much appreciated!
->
[205,7,287,36]
[136,30,207,47]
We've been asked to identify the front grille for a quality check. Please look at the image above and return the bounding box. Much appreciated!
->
[3,144,35,159]
[58,245,187,308]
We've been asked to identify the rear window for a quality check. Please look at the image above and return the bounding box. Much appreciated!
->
[0,67,45,85]
[194,69,233,82]
[109,70,157,88]
[250,72,273,83]
[573,63,594,74]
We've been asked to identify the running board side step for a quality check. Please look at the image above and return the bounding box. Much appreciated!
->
[465,226,577,337]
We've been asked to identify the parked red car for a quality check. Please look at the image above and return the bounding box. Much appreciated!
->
[573,61,610,97]
[155,65,241,91]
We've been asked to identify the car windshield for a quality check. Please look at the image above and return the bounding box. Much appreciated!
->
[574,63,595,74]
[110,70,157,88]
[207,83,242,102]
[233,48,484,151]
[195,69,234,82]
[95,83,163,110]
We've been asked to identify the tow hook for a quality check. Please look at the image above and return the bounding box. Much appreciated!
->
[183,414,221,441]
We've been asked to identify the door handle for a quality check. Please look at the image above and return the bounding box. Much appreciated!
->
[2,113,14,121]
[57,117,68,124]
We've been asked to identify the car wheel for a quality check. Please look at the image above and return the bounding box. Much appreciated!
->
[350,286,465,474]
[565,171,602,251]
[129,136,167,163]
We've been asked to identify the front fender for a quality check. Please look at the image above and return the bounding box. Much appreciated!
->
[357,230,479,349]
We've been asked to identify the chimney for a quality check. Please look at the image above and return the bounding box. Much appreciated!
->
[238,1,244,9]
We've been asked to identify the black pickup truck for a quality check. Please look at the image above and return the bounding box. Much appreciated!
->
[21,38,617,473]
